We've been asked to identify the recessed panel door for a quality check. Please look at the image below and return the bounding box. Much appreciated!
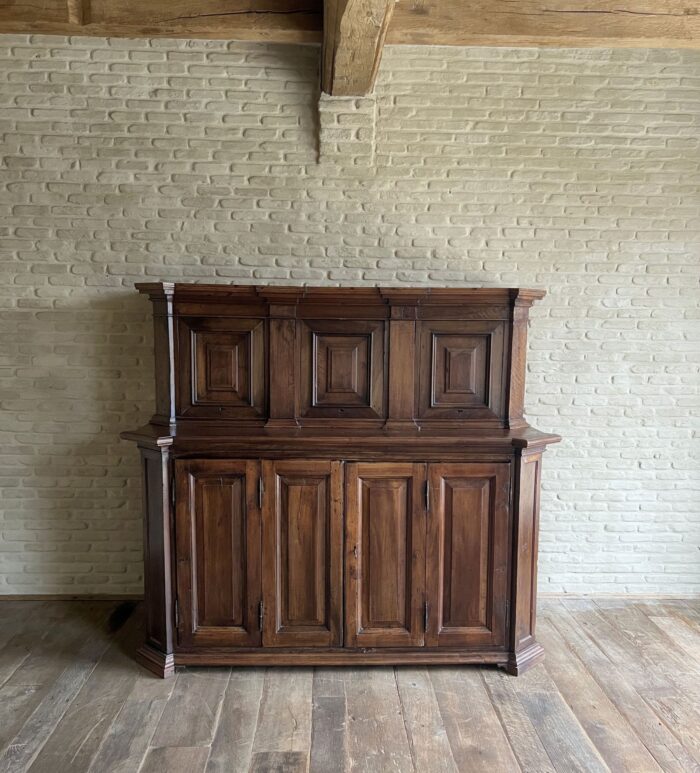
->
[345,463,426,648]
[426,463,510,648]
[175,459,262,648]
[262,460,343,647]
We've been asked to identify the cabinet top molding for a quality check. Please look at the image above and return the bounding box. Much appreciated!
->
[134,282,546,308]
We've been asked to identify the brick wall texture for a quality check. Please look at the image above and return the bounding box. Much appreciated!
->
[0,36,698,595]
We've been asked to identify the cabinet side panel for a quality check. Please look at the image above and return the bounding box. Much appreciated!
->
[151,299,175,427]
[512,452,542,652]
[141,448,173,654]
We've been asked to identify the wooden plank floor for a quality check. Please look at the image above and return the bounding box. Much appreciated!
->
[0,599,699,772]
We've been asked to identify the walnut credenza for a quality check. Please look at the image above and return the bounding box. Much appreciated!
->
[122,284,560,677]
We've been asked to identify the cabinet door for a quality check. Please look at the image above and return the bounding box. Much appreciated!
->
[426,463,510,648]
[175,460,262,648]
[298,319,386,421]
[417,320,506,424]
[345,463,426,648]
[262,460,343,647]
[177,317,266,420]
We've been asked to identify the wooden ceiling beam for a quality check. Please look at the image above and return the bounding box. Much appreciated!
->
[0,0,698,49]
[322,0,397,96]
[66,0,88,26]
[0,0,323,42]
[388,1,700,49]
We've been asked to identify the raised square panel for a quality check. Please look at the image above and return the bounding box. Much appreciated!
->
[299,320,385,420]
[418,320,506,422]
[196,332,250,404]
[315,333,370,407]
[177,318,266,419]
[432,334,488,407]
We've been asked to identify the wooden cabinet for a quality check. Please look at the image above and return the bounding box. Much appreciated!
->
[123,284,560,677]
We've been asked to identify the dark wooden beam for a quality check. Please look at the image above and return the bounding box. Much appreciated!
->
[0,0,323,42]
[389,1,700,48]
[0,0,698,49]
[322,0,397,96]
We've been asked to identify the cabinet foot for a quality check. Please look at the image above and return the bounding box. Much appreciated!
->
[135,643,175,678]
[504,642,545,676]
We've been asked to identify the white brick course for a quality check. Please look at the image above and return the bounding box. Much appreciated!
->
[0,36,698,595]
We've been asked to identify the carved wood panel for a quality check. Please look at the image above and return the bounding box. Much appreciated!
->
[175,459,262,648]
[299,319,386,420]
[426,463,510,647]
[262,460,342,647]
[177,317,266,419]
[345,462,426,647]
[418,320,507,423]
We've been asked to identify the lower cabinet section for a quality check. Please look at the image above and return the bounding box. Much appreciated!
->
[173,458,511,658]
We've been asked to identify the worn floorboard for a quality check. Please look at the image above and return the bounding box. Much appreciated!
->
[0,598,697,772]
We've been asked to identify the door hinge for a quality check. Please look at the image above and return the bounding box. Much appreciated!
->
[424,601,429,632]
[505,599,511,622]
[424,481,430,511]
[258,600,264,631]
[170,478,176,510]
[174,597,179,629]
[257,477,264,509]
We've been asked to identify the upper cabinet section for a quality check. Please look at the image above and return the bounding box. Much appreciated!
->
[135,283,545,432]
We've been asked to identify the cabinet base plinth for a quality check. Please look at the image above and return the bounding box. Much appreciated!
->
[135,643,175,678]
[503,642,545,676]
[173,649,510,668]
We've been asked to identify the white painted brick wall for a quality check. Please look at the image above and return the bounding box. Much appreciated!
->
[0,36,698,595]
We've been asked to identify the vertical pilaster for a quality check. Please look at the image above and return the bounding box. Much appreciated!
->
[266,303,300,430]
[384,294,418,431]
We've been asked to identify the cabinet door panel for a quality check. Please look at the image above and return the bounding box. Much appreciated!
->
[263,460,342,647]
[417,320,506,423]
[175,460,261,648]
[427,463,510,647]
[298,319,386,420]
[177,317,266,419]
[346,463,426,648]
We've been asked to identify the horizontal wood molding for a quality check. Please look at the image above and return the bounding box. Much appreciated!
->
[2,1,697,48]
